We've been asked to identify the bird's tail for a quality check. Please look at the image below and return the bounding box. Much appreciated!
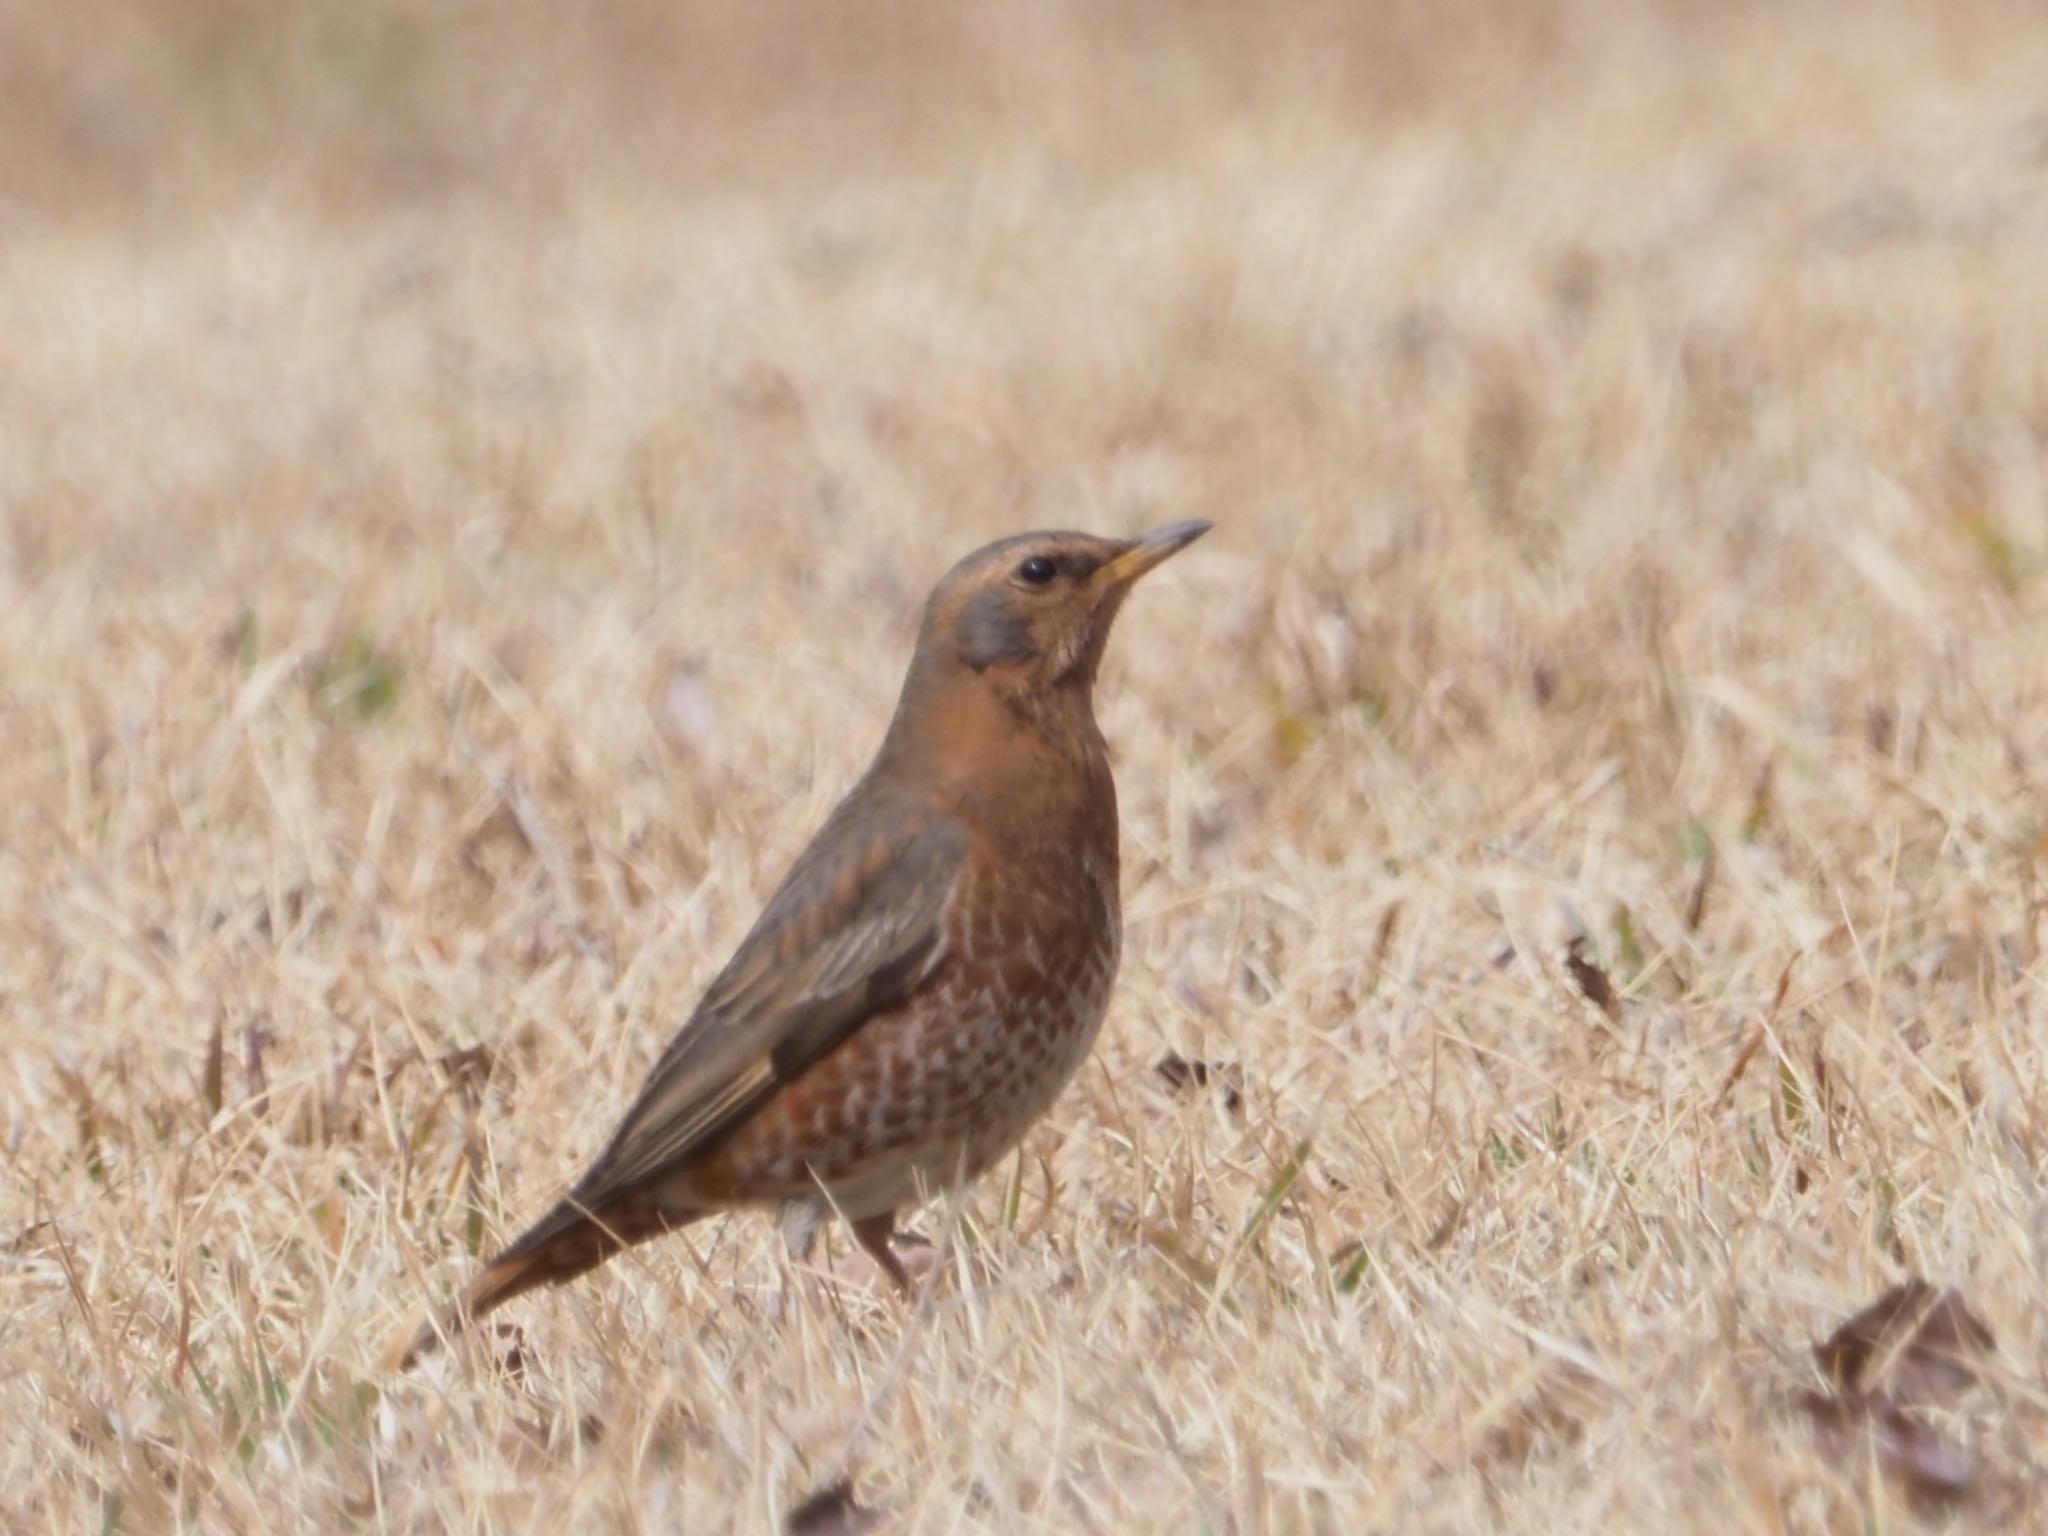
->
[384,1194,685,1371]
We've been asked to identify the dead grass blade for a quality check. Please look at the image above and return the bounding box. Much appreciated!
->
[1684,841,1717,933]
[201,1013,225,1119]
[1712,953,1800,1112]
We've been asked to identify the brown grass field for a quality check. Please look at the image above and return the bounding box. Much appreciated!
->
[5,2,2048,1530]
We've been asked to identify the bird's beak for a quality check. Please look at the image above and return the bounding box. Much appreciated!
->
[1097,519,1212,588]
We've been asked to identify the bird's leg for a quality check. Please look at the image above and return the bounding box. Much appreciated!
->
[850,1212,914,1295]
[770,1199,827,1325]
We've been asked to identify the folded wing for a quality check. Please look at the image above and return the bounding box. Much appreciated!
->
[564,794,968,1213]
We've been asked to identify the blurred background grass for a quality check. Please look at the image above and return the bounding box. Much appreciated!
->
[3,0,1688,216]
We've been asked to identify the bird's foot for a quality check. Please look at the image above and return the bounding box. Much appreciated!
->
[881,1228,940,1292]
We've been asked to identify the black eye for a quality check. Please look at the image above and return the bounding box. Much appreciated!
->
[1017,555,1057,586]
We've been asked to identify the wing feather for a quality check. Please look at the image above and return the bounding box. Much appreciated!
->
[561,795,966,1210]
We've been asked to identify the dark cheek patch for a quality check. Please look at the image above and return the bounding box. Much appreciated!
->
[955,586,1039,670]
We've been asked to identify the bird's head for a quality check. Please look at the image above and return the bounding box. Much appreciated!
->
[875,521,1209,774]
[908,520,1211,709]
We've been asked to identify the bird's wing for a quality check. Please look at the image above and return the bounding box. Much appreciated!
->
[563,794,968,1211]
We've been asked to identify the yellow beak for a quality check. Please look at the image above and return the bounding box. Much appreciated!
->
[1098,519,1212,588]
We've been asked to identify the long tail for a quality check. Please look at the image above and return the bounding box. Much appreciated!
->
[384,1195,687,1370]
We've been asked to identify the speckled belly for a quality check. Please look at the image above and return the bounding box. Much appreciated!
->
[680,876,1121,1220]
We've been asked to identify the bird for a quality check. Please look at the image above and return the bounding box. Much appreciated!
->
[389,518,1210,1367]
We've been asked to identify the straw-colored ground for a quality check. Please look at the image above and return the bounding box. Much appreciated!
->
[5,2,2048,1530]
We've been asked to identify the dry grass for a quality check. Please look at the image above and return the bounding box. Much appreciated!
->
[5,2,2048,1530]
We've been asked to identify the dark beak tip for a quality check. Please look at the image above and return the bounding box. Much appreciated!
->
[1145,518,1213,551]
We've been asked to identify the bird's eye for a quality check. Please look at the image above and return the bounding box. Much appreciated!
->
[1017,555,1058,586]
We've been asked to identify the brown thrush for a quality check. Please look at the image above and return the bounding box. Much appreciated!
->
[392,519,1209,1366]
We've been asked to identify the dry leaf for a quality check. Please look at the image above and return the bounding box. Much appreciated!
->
[1478,1361,1604,1468]
[785,1479,887,1536]
[488,1320,530,1381]
[1800,1280,1997,1512]
[1799,1393,1974,1511]
[1154,1053,1245,1111]
[439,1044,504,1106]
[1813,1280,1994,1404]
[1565,936,1619,1018]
